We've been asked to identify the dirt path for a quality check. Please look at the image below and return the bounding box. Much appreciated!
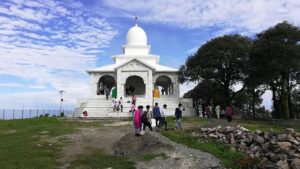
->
[135,132,224,169]
[57,125,132,168]
[56,120,223,169]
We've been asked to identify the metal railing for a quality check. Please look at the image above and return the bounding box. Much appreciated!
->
[0,109,75,120]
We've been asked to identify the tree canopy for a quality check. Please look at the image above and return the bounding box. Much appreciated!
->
[180,21,300,119]
[180,34,252,105]
[251,21,300,119]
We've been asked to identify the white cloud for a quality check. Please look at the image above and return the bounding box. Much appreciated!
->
[0,83,24,87]
[104,0,300,34]
[0,0,118,109]
[0,91,79,109]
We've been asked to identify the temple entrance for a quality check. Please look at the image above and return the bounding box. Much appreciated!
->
[97,75,115,95]
[155,75,173,95]
[124,75,145,97]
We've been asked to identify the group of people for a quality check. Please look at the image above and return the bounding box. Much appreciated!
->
[104,86,117,100]
[202,104,233,123]
[112,97,124,117]
[133,102,184,136]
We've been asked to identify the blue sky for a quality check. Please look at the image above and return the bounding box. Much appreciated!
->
[0,0,299,109]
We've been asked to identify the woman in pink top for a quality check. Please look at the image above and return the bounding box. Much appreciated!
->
[134,105,142,136]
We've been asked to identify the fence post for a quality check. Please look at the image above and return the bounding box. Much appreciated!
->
[21,109,24,119]
[37,109,39,117]
[2,110,5,120]
[43,109,44,117]
[13,109,15,120]
[29,109,31,118]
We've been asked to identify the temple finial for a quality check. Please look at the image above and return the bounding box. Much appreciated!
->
[134,16,138,26]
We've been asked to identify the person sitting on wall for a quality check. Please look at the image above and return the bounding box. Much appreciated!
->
[80,111,88,119]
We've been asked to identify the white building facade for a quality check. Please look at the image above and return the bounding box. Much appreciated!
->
[75,24,195,117]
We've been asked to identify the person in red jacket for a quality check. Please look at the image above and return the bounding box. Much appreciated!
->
[225,104,233,122]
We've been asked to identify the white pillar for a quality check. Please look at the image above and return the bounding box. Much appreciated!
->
[90,74,98,97]
[118,84,124,98]
[173,82,180,98]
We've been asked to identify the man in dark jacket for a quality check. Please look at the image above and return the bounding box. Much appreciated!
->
[152,102,161,128]
[174,103,183,130]
[141,105,153,131]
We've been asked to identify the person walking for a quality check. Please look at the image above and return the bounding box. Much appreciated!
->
[159,104,168,131]
[220,109,225,119]
[119,97,123,112]
[152,102,161,128]
[134,105,142,136]
[205,104,212,123]
[161,88,165,95]
[132,95,136,105]
[111,86,117,99]
[105,87,110,100]
[215,105,220,119]
[174,103,183,130]
[141,105,153,131]
[116,100,121,118]
[113,98,117,112]
[225,104,233,122]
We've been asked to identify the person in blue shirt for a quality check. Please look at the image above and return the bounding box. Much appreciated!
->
[152,102,161,128]
[174,103,184,130]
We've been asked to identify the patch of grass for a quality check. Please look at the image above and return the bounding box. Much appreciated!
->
[240,123,285,132]
[139,153,168,161]
[0,117,134,169]
[68,149,135,169]
[237,119,300,132]
[165,116,300,133]
[0,117,76,169]
[166,116,207,128]
[162,131,245,169]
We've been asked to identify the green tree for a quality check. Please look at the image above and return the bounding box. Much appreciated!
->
[179,35,252,105]
[251,21,300,119]
[183,79,224,105]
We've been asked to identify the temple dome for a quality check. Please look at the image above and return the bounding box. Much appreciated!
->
[126,24,147,46]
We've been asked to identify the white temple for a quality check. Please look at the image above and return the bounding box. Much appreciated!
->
[75,23,195,117]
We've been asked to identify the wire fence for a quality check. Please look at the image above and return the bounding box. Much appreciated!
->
[0,109,75,120]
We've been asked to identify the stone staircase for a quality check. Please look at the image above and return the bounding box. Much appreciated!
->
[75,96,195,118]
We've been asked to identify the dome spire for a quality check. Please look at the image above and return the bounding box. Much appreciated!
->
[134,16,138,26]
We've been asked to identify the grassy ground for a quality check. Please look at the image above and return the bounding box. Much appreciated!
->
[165,116,300,132]
[68,149,135,169]
[0,117,130,169]
[0,118,75,169]
[237,119,300,132]
[0,117,299,169]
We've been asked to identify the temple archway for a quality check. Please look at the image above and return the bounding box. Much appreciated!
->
[97,75,115,95]
[124,75,145,97]
[155,75,173,95]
